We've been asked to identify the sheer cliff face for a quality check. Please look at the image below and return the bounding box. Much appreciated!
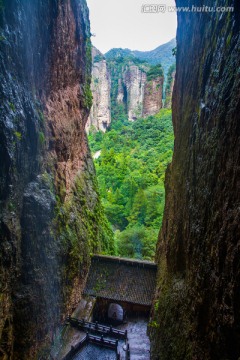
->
[88,56,164,127]
[117,64,164,120]
[88,57,164,126]
[151,1,240,360]
[164,69,176,109]
[86,48,111,132]
[143,76,164,116]
[123,65,147,121]
[0,1,113,358]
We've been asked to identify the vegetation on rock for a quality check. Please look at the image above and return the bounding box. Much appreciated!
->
[164,63,176,107]
[165,64,176,95]
[146,64,164,81]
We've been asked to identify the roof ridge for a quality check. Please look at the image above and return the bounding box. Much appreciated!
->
[92,254,157,268]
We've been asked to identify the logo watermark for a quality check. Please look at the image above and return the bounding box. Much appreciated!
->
[141,4,166,13]
[141,4,234,13]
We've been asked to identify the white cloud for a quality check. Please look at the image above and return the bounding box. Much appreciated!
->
[86,0,177,53]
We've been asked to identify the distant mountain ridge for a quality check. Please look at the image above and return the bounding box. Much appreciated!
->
[105,38,176,76]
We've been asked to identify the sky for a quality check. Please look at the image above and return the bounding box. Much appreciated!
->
[86,0,177,54]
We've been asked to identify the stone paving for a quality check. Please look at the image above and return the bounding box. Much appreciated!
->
[69,315,150,359]
[51,298,150,359]
[72,344,117,360]
[117,315,150,360]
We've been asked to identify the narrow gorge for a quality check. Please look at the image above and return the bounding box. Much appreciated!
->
[0,0,239,360]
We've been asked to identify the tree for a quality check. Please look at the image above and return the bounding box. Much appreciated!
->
[88,109,174,260]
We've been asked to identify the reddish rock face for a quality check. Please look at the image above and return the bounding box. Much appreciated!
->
[0,1,113,358]
[143,77,164,116]
[151,1,240,360]
[103,58,164,122]
[44,0,91,195]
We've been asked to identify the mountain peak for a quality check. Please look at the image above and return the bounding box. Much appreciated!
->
[105,38,176,75]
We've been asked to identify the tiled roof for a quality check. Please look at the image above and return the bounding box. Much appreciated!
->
[83,255,157,306]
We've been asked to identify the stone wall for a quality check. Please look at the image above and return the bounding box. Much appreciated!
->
[0,1,113,358]
[150,1,240,359]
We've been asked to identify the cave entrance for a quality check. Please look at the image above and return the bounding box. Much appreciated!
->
[93,298,151,325]
[108,303,124,322]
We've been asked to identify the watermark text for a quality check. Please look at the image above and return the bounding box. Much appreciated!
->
[141,4,234,13]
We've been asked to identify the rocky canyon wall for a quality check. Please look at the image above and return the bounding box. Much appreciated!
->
[143,76,164,117]
[86,47,111,132]
[151,1,240,359]
[122,64,147,121]
[0,1,113,359]
[164,65,176,109]
[111,61,164,121]
[88,56,165,129]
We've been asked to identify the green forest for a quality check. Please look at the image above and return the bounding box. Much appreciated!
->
[88,109,174,260]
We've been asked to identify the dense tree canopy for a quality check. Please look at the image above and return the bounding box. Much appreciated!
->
[88,109,174,260]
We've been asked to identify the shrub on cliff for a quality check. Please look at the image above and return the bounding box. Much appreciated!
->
[147,64,164,81]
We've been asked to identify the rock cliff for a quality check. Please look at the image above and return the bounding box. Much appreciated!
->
[108,58,164,122]
[143,76,164,117]
[0,1,113,359]
[121,63,147,121]
[86,47,111,132]
[164,64,176,109]
[151,1,240,359]
[87,50,167,129]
